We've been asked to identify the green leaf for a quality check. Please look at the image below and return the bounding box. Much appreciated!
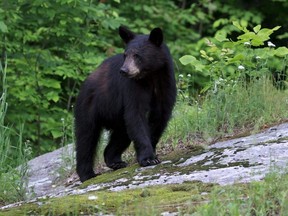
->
[200,83,212,93]
[272,26,281,31]
[253,25,261,33]
[179,55,205,72]
[240,19,248,29]
[46,92,60,102]
[228,54,245,64]
[238,32,256,41]
[213,18,228,28]
[0,21,8,33]
[251,38,264,46]
[257,28,273,40]
[274,47,288,57]
[200,50,206,55]
[179,55,196,65]
[232,21,244,31]
[39,79,61,89]
[51,130,62,139]
[215,30,228,42]
[233,20,249,33]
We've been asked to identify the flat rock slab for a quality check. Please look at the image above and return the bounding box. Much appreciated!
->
[25,144,75,198]
[2,123,288,210]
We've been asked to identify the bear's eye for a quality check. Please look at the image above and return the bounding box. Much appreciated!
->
[134,54,141,60]
[123,54,127,59]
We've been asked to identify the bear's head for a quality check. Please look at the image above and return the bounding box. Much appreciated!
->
[118,26,167,79]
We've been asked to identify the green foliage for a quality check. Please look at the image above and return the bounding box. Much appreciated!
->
[164,77,288,146]
[176,23,288,141]
[0,0,125,154]
[0,60,31,205]
[180,24,288,93]
[1,0,288,156]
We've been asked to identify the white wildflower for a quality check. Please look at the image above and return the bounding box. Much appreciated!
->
[238,65,245,70]
[244,42,251,46]
[88,195,98,200]
[255,56,261,60]
[187,74,191,77]
[268,41,276,47]
[179,74,184,78]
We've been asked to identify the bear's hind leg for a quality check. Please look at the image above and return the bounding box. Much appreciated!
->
[104,130,131,170]
[76,125,101,182]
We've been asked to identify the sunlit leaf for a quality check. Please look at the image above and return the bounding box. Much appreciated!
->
[253,25,261,33]
[274,47,288,57]
[0,21,8,33]
[215,30,228,42]
[179,55,196,65]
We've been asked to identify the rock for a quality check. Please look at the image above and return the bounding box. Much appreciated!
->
[26,144,75,198]
[1,123,288,210]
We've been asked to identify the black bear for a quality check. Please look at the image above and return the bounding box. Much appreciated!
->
[75,26,176,182]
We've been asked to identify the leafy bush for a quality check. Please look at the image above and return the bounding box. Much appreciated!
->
[0,0,124,154]
[165,23,288,144]
[1,0,288,155]
[180,23,288,94]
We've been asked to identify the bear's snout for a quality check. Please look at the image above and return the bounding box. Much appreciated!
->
[120,66,129,76]
[120,59,140,78]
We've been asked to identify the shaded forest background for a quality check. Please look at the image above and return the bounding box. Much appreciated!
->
[0,0,287,156]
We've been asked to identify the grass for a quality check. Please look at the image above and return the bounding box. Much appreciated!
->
[162,76,288,149]
[0,60,31,206]
[194,171,288,215]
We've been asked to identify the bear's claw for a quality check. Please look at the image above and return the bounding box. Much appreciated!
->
[108,161,128,170]
[140,157,161,167]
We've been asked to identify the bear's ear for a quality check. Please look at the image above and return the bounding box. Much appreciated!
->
[149,28,163,47]
[119,26,135,44]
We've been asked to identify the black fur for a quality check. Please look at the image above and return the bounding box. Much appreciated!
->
[75,26,176,182]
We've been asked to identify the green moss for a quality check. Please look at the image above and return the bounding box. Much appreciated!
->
[2,182,214,215]
[161,146,206,163]
[80,147,208,190]
[3,173,288,215]
[80,164,139,189]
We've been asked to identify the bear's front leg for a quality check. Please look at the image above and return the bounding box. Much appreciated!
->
[124,112,161,167]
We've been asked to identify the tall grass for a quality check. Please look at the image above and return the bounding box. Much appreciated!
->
[193,171,288,215]
[0,59,31,205]
[163,76,288,147]
[0,59,9,169]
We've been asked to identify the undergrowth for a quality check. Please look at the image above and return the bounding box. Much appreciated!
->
[163,23,288,148]
[193,171,288,215]
[162,76,288,148]
[0,60,31,206]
